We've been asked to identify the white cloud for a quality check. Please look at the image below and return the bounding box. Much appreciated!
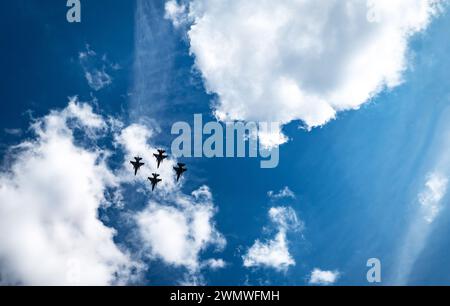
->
[243,232,295,272]
[112,109,228,281]
[243,207,302,271]
[202,258,226,270]
[84,70,112,91]
[167,0,443,146]
[268,186,296,200]
[63,98,107,129]
[79,45,118,91]
[0,99,133,285]
[0,98,228,285]
[165,0,188,28]
[309,269,340,286]
[136,186,226,273]
[392,171,449,285]
[419,172,448,223]
[269,206,303,232]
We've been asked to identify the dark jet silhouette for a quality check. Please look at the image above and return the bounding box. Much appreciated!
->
[148,173,162,191]
[154,149,168,168]
[173,163,187,182]
[130,157,145,176]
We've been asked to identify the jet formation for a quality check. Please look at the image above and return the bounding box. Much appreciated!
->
[130,150,187,191]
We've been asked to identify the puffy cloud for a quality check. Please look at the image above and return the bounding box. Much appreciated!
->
[0,99,133,285]
[167,0,443,146]
[136,186,226,273]
[309,269,340,285]
[419,172,448,224]
[165,0,188,28]
[243,207,302,271]
[0,98,227,285]
[202,258,226,270]
[112,108,228,281]
[243,232,295,271]
[268,186,296,200]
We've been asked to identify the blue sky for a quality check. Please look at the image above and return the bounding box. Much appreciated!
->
[1,0,450,286]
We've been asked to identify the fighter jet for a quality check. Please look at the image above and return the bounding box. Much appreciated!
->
[173,163,187,182]
[130,157,145,176]
[153,149,168,168]
[148,173,162,191]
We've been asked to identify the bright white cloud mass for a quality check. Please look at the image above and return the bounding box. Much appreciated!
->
[0,99,226,285]
[243,206,303,271]
[0,99,131,285]
[167,0,443,146]
[136,186,226,272]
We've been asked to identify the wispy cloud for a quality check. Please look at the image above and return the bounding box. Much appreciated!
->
[393,171,449,285]
[419,173,448,224]
[131,0,178,122]
[79,45,119,91]
[268,186,296,200]
[3,128,22,136]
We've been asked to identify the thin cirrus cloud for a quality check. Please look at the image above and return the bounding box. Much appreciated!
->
[166,0,444,147]
[79,45,120,91]
[243,206,303,271]
[0,98,226,285]
[393,171,449,285]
